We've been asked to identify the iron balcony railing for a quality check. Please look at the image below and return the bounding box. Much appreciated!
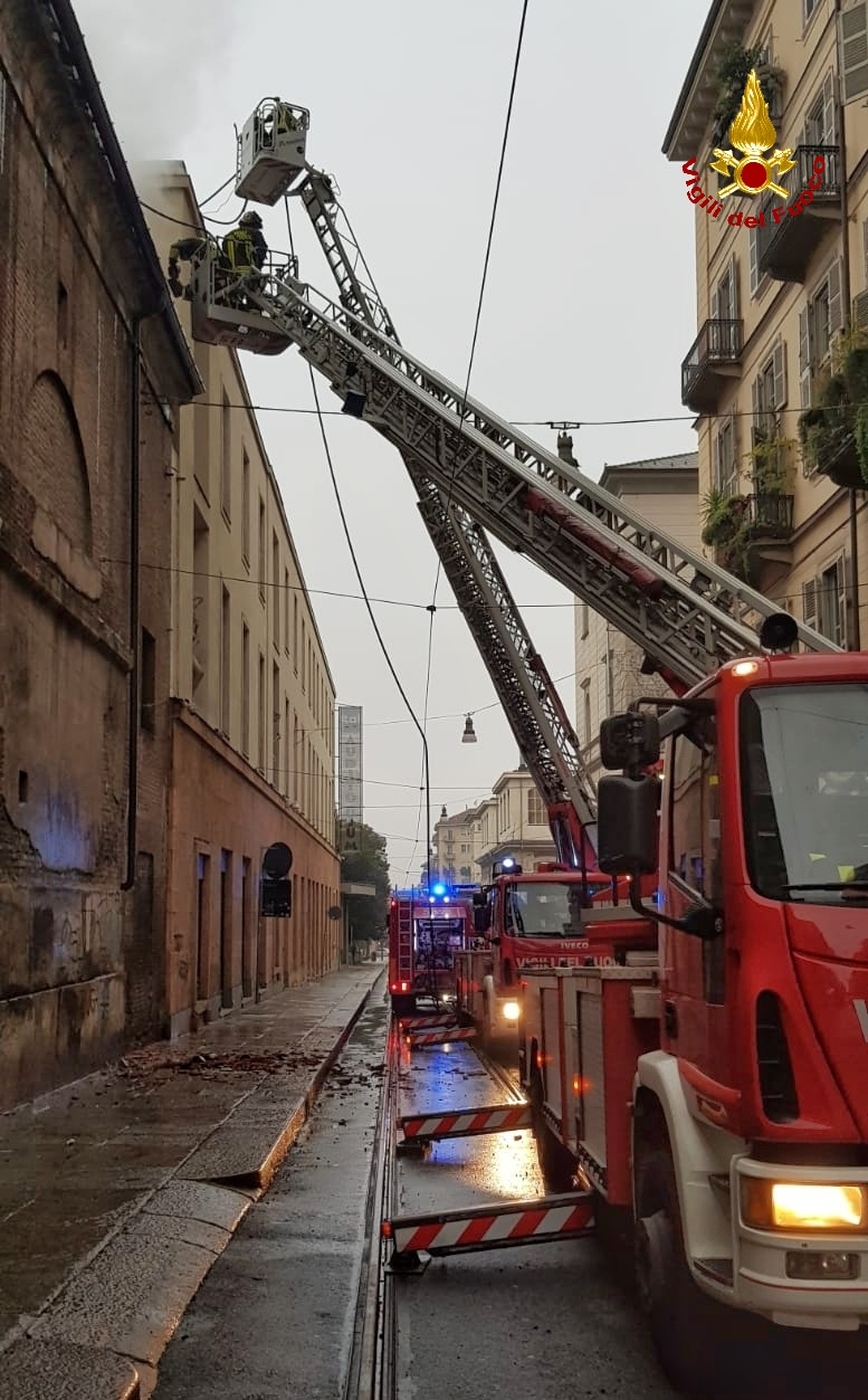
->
[681,319,743,407]
[746,492,794,537]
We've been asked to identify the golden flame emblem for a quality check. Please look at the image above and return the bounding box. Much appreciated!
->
[710,70,796,198]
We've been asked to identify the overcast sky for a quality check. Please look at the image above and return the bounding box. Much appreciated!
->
[73,0,704,884]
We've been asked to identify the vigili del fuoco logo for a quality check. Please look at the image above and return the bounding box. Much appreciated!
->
[679,69,826,228]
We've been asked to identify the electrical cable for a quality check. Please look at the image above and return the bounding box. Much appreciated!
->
[430,0,530,610]
[307,365,434,893]
[138,198,248,229]
[198,173,236,206]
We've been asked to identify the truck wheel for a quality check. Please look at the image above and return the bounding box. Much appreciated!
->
[635,1148,741,1396]
[530,1070,574,1194]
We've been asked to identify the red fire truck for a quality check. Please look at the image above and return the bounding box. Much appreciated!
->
[388,885,476,1016]
[181,103,867,1386]
[454,858,645,1054]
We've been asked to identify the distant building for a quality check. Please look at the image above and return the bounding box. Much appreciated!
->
[140,162,341,1035]
[471,764,556,883]
[432,806,481,883]
[0,1,201,1108]
[573,451,699,781]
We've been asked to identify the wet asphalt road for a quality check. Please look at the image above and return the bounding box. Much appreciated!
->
[152,990,868,1400]
[153,988,676,1399]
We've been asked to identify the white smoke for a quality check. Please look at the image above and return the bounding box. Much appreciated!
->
[72,0,238,166]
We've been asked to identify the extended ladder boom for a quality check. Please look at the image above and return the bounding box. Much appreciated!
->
[203,267,839,678]
[297,171,598,859]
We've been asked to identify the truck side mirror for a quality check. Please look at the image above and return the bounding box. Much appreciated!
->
[600,712,660,771]
[473,906,491,934]
[596,774,659,875]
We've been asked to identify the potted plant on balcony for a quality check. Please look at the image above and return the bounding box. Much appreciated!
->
[701,487,751,578]
[799,327,868,488]
[712,43,785,146]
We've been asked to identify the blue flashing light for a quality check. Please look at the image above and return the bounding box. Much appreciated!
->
[431,882,447,896]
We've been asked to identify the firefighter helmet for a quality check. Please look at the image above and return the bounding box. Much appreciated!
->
[240,210,263,228]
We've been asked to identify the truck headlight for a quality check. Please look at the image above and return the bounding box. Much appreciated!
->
[502,1001,520,1022]
[741,1179,867,1232]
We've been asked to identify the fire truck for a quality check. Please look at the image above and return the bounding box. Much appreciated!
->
[388,883,476,1015]
[454,858,628,1054]
[167,102,868,1390]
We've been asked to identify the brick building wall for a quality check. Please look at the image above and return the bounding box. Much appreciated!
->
[0,1,199,1108]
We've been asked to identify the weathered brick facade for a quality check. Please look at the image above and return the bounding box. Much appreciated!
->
[0,1,200,1108]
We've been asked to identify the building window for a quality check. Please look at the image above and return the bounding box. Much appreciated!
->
[241,450,250,565]
[258,497,266,605]
[750,340,787,449]
[221,390,231,521]
[220,586,231,736]
[527,788,545,827]
[258,652,266,772]
[711,255,739,323]
[272,532,280,647]
[284,569,290,653]
[284,697,290,796]
[799,260,844,413]
[272,663,281,787]
[241,623,250,757]
[192,506,209,707]
[802,74,836,147]
[804,0,820,23]
[293,596,299,672]
[804,560,848,647]
[140,628,156,732]
[712,415,739,496]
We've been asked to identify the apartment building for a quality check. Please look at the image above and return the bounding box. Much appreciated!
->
[0,2,201,1107]
[665,0,868,648]
[432,806,482,882]
[574,452,699,781]
[141,164,341,1035]
[471,767,556,882]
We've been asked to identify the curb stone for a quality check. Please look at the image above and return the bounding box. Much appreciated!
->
[16,968,386,1400]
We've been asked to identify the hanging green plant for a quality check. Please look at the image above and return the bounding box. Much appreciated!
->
[746,437,796,494]
[855,402,868,487]
[701,490,749,548]
[712,44,785,144]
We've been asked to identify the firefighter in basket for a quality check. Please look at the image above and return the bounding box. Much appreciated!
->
[222,211,268,306]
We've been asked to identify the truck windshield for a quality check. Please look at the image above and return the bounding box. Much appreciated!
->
[504,882,582,936]
[740,684,868,904]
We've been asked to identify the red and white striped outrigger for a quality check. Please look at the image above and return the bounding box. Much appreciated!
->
[404,1025,478,1048]
[398,1102,533,1147]
[383,1192,595,1269]
[396,1012,455,1030]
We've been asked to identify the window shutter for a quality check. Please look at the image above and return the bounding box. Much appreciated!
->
[803,578,818,630]
[712,428,721,489]
[751,373,761,446]
[828,257,844,336]
[854,289,868,327]
[841,0,868,104]
[821,71,838,144]
[710,284,720,321]
[837,555,851,646]
[772,339,787,409]
[799,307,811,408]
[749,226,759,295]
[729,254,740,322]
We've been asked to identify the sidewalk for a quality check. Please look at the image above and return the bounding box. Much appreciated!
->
[0,961,386,1400]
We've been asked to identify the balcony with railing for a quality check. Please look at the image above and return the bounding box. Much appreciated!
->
[757,145,841,283]
[681,318,743,413]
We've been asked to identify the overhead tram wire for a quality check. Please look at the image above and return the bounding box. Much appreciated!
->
[429,0,531,611]
[307,365,436,895]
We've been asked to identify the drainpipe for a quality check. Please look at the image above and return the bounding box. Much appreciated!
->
[835,0,861,649]
[122,319,143,891]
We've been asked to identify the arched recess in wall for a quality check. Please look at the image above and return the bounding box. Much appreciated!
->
[21,370,93,556]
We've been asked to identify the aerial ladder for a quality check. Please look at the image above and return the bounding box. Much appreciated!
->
[169,98,845,1255]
